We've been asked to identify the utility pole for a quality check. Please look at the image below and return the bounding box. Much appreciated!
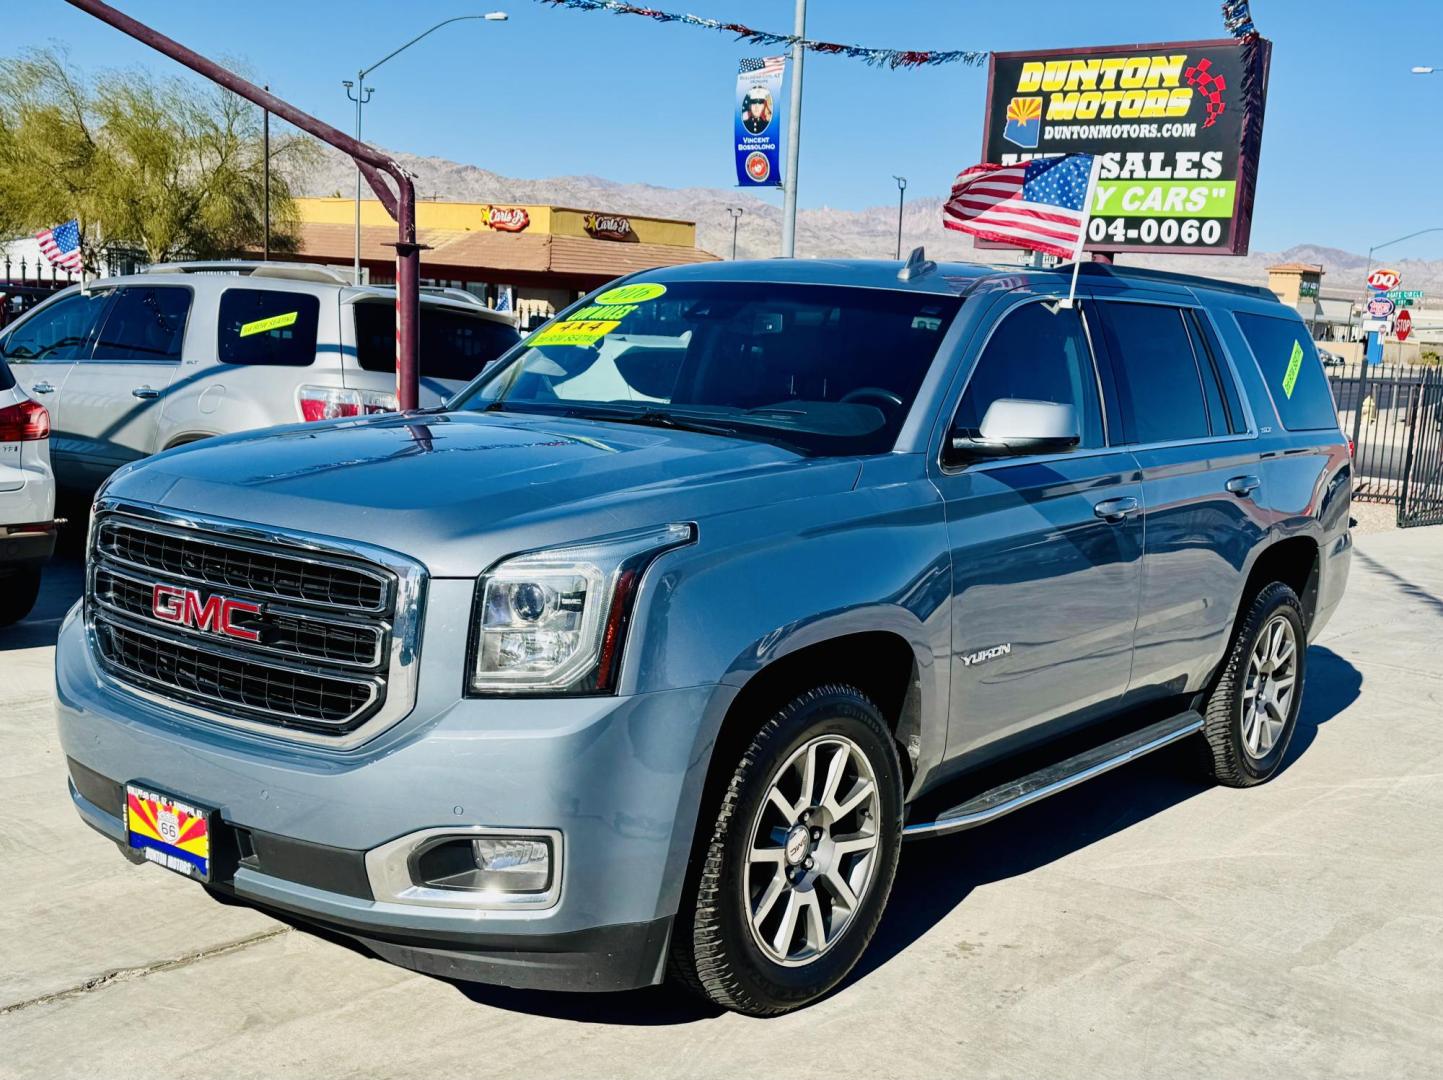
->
[343,76,374,283]
[726,207,744,259]
[892,175,907,259]
[779,0,805,258]
[262,84,270,261]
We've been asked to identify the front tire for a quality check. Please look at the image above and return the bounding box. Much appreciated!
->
[671,684,903,1016]
[1199,582,1307,787]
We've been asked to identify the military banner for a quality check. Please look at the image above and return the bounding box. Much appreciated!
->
[980,38,1271,255]
[735,56,786,188]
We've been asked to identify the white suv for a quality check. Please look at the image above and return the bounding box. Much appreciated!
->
[0,261,520,491]
[0,354,56,625]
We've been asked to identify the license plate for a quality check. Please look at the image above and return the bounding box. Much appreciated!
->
[125,783,212,881]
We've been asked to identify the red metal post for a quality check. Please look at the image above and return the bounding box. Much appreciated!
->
[63,0,422,411]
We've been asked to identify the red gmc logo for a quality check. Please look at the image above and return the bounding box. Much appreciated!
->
[151,584,262,642]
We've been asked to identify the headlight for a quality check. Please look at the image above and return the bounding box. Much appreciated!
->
[469,523,694,694]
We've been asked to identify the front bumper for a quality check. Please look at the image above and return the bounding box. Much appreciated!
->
[56,595,733,992]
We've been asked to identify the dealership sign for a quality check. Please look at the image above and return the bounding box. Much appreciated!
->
[482,206,530,232]
[980,37,1271,255]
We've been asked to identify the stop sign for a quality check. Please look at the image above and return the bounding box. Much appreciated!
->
[1367,268,1402,291]
[1396,308,1413,341]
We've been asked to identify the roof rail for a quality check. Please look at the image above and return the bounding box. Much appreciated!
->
[1075,262,1278,302]
[143,260,354,286]
[416,285,488,308]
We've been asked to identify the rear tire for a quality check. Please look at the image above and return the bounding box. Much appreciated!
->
[0,568,42,627]
[1199,582,1306,787]
[670,684,903,1016]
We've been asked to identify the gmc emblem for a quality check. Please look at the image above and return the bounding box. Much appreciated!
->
[151,583,262,642]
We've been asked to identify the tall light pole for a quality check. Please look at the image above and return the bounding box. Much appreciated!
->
[779,0,805,257]
[345,12,508,284]
[262,84,270,261]
[726,207,744,259]
[892,175,907,259]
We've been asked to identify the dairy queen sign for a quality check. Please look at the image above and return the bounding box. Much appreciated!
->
[583,213,634,241]
[482,205,530,232]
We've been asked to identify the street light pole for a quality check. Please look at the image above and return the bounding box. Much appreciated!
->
[779,0,805,258]
[892,175,907,260]
[346,12,508,285]
[262,84,270,261]
[726,207,744,259]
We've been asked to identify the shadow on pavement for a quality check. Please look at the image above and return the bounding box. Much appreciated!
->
[0,551,84,652]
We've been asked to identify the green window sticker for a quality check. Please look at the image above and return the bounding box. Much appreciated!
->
[1281,339,1304,399]
[593,282,666,306]
[239,311,298,338]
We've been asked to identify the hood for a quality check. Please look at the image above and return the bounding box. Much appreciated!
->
[103,411,861,576]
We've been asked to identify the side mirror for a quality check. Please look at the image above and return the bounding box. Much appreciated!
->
[950,398,1080,460]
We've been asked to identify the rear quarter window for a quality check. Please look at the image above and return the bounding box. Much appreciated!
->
[354,302,520,382]
[0,356,14,391]
[218,289,321,367]
[1233,312,1338,431]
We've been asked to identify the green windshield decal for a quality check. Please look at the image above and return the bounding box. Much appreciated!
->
[593,282,666,305]
[239,311,298,338]
[529,318,621,347]
[1281,339,1304,399]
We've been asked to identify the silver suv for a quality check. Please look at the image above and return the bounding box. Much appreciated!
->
[0,261,519,491]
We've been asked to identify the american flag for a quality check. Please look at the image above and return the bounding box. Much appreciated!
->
[739,55,786,77]
[943,154,1098,260]
[36,219,84,273]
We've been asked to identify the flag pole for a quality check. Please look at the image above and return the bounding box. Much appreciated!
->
[1060,154,1102,309]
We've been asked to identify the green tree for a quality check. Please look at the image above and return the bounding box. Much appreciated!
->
[0,47,317,266]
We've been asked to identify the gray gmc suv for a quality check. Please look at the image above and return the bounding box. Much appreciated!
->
[56,255,1351,1015]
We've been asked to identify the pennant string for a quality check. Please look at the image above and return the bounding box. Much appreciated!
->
[533,0,991,67]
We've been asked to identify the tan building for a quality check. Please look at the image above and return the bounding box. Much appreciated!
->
[284,197,719,325]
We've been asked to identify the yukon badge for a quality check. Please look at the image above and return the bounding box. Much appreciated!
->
[961,643,1012,667]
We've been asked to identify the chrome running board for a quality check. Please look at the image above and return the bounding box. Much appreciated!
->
[903,710,1204,840]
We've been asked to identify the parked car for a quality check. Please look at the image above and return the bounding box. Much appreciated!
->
[0,354,57,625]
[56,255,1351,1015]
[0,261,520,492]
[1316,345,1346,368]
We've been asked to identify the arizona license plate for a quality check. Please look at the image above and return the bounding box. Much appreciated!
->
[125,783,212,881]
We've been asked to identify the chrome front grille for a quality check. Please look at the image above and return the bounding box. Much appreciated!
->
[86,503,426,746]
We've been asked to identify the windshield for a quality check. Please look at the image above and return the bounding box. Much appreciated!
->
[451,280,961,455]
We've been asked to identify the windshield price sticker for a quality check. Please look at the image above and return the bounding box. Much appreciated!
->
[593,282,667,306]
[530,319,622,347]
[1282,340,1304,399]
[238,311,298,338]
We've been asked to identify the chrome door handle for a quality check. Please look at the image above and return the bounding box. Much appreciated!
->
[31,381,55,394]
[1226,474,1261,498]
[131,386,161,399]
[1093,496,1140,523]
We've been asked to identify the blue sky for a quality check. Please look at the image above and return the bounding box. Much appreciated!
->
[13,0,1443,257]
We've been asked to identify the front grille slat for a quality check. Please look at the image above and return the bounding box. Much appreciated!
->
[87,511,408,739]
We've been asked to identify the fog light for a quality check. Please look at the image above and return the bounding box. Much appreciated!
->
[414,834,553,895]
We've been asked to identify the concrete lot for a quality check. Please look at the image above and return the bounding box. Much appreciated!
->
[2,531,1441,1080]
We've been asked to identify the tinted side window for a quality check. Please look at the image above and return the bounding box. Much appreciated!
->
[1187,309,1247,434]
[218,289,321,367]
[1233,313,1338,431]
[91,286,191,361]
[0,291,109,363]
[1094,302,1210,444]
[0,357,14,391]
[354,303,521,381]
[955,301,1104,449]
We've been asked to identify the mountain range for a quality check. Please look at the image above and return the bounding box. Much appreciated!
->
[302,147,1443,297]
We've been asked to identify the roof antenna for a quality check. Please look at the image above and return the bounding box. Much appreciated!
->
[897,245,936,282]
